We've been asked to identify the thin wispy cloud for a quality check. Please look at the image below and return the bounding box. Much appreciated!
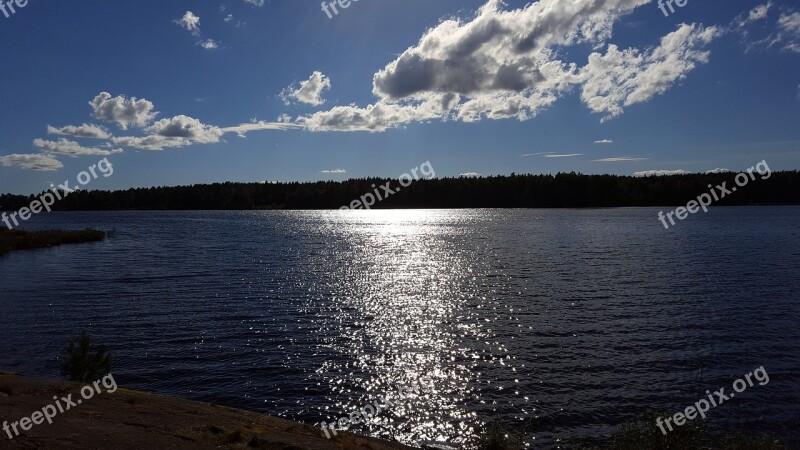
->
[47,124,111,140]
[221,121,303,138]
[594,157,650,162]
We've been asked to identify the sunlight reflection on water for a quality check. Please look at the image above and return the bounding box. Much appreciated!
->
[305,210,513,446]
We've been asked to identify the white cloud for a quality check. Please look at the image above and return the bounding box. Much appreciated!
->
[372,0,649,101]
[33,138,123,157]
[735,2,773,27]
[459,172,481,178]
[778,11,800,52]
[244,0,264,6]
[298,0,720,132]
[281,71,332,106]
[110,135,189,151]
[174,11,201,36]
[594,139,613,144]
[146,115,224,143]
[780,11,800,34]
[633,169,689,177]
[112,115,225,150]
[298,93,458,132]
[220,120,302,138]
[594,156,649,162]
[199,39,219,49]
[90,92,157,130]
[544,153,583,158]
[47,123,111,139]
[0,154,64,171]
[224,14,233,23]
[320,169,347,174]
[706,168,731,174]
[580,24,721,121]
[738,6,800,53]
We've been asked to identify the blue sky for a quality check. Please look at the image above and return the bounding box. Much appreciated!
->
[0,0,798,194]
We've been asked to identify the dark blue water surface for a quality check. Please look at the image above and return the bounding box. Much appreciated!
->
[1,208,799,448]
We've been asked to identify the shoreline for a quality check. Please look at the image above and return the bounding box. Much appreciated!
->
[0,228,106,257]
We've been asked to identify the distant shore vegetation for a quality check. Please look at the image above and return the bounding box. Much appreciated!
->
[1,171,798,211]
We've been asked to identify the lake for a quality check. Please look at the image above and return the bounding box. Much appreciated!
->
[1,208,798,448]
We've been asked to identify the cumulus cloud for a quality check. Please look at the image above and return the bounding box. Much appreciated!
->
[90,92,157,130]
[298,0,721,132]
[0,154,64,171]
[244,0,264,6]
[281,71,332,106]
[110,135,189,151]
[199,39,219,49]
[706,168,731,174]
[33,138,123,157]
[633,169,689,177]
[298,94,458,132]
[147,115,224,143]
[47,123,111,139]
[112,115,224,150]
[320,169,347,174]
[372,0,649,100]
[580,24,721,121]
[459,172,481,178]
[174,11,201,36]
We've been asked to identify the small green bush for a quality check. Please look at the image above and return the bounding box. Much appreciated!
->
[473,420,525,450]
[60,332,112,382]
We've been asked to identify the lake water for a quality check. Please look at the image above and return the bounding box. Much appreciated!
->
[1,208,799,448]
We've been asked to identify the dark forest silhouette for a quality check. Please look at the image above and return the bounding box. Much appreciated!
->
[2,171,799,211]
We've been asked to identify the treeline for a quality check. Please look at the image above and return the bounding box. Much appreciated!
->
[2,171,799,211]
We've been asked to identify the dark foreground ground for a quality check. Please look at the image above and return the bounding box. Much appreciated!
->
[0,374,414,450]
